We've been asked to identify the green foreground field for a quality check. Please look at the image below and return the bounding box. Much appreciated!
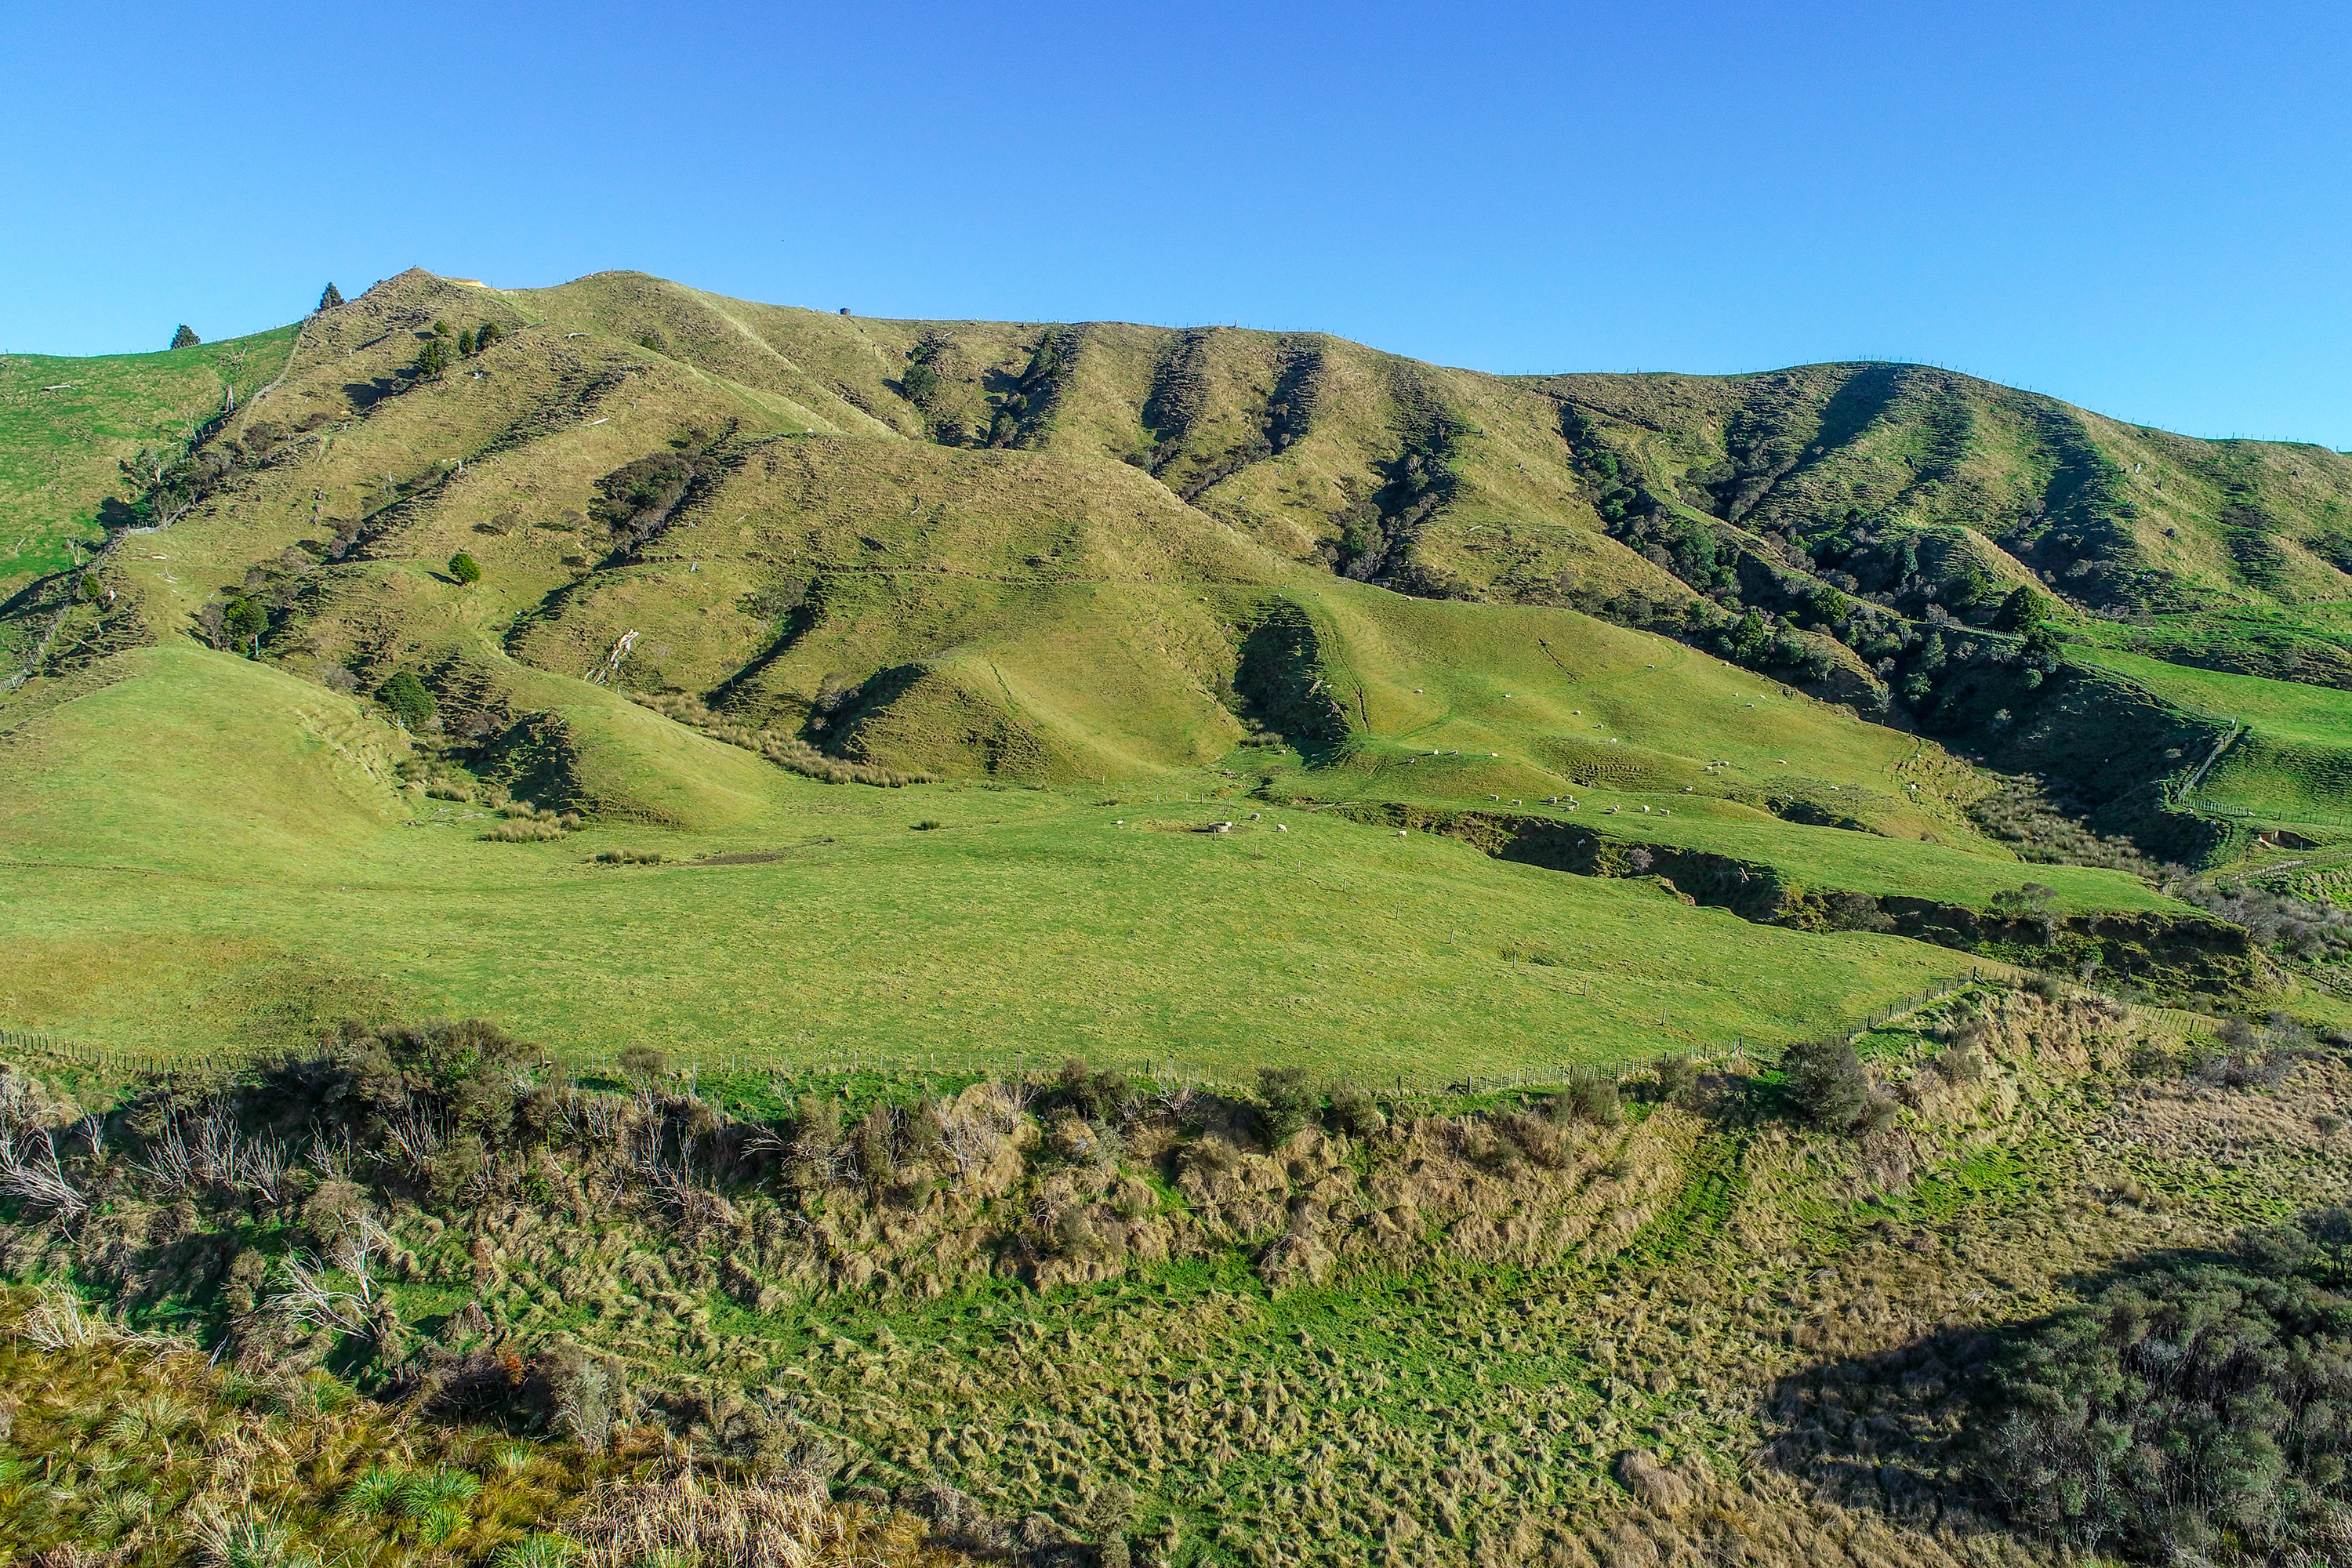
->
[0,647,2034,1074]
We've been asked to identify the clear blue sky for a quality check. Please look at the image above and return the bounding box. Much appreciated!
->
[7,2,2347,445]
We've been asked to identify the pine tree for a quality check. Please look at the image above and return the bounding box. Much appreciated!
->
[416,339,450,378]
[473,321,503,353]
[169,325,199,349]
[318,282,344,311]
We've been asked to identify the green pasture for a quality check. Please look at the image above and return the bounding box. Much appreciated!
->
[1275,769,2180,917]
[0,647,1990,1073]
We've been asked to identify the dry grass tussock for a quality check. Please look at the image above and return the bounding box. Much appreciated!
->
[570,1465,840,1568]
[631,691,938,787]
[16,989,2352,1563]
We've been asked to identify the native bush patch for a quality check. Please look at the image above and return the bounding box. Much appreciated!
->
[1984,1220,2352,1563]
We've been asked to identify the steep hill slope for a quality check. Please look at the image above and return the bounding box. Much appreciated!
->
[1530,361,2352,616]
[0,325,296,650]
[7,267,2350,896]
[19,272,2340,844]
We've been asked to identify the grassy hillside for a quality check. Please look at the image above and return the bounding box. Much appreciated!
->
[2070,645,2352,829]
[13,986,2352,1567]
[1527,361,2352,617]
[10,270,2352,1568]
[0,325,296,608]
[0,267,2332,1071]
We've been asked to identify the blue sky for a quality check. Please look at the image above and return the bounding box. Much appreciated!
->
[6,1,2347,445]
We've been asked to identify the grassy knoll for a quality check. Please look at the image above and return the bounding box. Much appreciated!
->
[0,647,1979,1071]
[0,327,296,600]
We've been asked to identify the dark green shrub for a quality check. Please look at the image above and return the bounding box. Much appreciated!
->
[375,670,435,728]
[1055,1058,1128,1122]
[1325,1080,1386,1137]
[457,328,477,357]
[170,325,199,349]
[225,1247,267,1316]
[1985,1243,2352,1561]
[900,361,941,407]
[1991,883,2059,942]
[416,338,451,378]
[1992,584,2047,632]
[318,283,344,311]
[793,1095,842,1182]
[221,596,268,644]
[448,551,481,585]
[855,1105,895,1185]
[1781,1036,1889,1133]
[589,451,720,554]
[905,1099,945,1161]
[426,1132,490,1200]
[1651,1054,1698,1104]
[2231,1222,2314,1278]
[1565,1076,1620,1126]
[474,320,503,352]
[1086,1483,1134,1568]
[1257,1066,1316,1144]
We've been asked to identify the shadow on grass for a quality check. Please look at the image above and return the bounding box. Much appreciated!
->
[1759,1243,2241,1544]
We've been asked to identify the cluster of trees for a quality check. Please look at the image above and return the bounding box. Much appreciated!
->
[414,319,504,379]
[898,359,941,408]
[588,448,724,558]
[1984,1210,2352,1563]
[1567,436,2078,716]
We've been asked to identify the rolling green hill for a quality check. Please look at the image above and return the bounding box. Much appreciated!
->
[2,267,2347,1063]
[0,644,1993,1066]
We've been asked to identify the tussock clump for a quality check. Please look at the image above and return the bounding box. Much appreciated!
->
[566,1466,840,1568]
[1557,1076,1621,1127]
[482,817,571,842]
[1614,1448,1692,1512]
